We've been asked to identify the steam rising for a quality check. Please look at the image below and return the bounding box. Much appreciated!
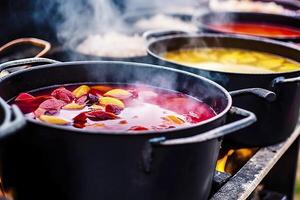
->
[33,0,204,48]
[45,0,124,48]
[31,0,229,88]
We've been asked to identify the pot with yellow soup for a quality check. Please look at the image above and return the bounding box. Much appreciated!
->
[147,33,300,147]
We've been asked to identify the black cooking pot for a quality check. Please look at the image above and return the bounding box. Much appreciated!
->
[0,58,258,200]
[196,12,300,42]
[147,33,300,147]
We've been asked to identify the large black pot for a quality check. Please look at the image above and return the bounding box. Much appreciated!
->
[147,33,300,147]
[0,59,257,200]
[196,12,300,42]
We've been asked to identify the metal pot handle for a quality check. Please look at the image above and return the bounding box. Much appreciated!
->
[143,29,188,42]
[0,57,60,73]
[0,38,51,58]
[229,88,276,102]
[0,98,26,138]
[272,76,300,86]
[142,107,256,172]
[151,107,255,145]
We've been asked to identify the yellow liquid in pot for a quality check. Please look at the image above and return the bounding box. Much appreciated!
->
[163,48,300,73]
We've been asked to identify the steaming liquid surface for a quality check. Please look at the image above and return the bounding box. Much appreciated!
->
[207,23,300,38]
[163,48,300,73]
[13,84,216,133]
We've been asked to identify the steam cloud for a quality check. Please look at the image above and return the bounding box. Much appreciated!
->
[31,0,229,88]
[33,0,203,48]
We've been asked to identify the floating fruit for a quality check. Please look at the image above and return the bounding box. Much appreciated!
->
[99,97,125,108]
[278,63,299,71]
[33,99,65,117]
[128,126,149,131]
[220,52,240,64]
[164,115,185,125]
[51,87,75,103]
[39,99,65,111]
[91,85,113,93]
[87,93,99,105]
[39,115,69,125]
[76,95,88,105]
[90,104,104,110]
[105,104,123,115]
[73,85,91,98]
[14,84,217,132]
[87,123,105,128]
[73,112,88,123]
[238,53,257,64]
[15,96,52,114]
[34,108,47,118]
[86,110,119,121]
[63,103,85,110]
[258,58,284,69]
[104,89,132,100]
[15,93,35,101]
[74,123,85,129]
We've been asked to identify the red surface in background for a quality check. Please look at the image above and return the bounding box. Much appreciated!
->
[208,23,300,38]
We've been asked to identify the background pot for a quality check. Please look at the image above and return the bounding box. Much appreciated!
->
[196,12,300,42]
[147,33,300,147]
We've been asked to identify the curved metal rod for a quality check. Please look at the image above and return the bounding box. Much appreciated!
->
[0,57,60,72]
[150,107,256,146]
[0,38,51,58]
[273,76,300,85]
[229,88,276,102]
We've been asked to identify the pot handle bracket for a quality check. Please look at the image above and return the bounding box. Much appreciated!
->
[142,106,256,173]
[0,98,26,138]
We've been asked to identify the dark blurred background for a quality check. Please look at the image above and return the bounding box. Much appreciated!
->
[0,0,128,44]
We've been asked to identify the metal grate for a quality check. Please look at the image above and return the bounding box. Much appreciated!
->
[211,126,300,200]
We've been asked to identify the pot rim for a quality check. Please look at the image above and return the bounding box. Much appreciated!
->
[1,60,232,137]
[147,33,300,76]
